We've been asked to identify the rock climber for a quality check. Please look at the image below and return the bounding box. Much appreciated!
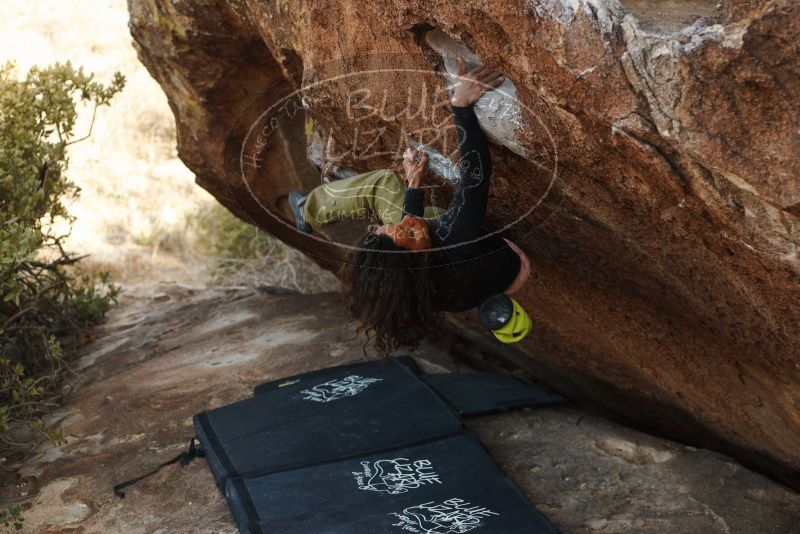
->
[288,57,531,353]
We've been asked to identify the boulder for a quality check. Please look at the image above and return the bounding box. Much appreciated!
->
[126,0,800,488]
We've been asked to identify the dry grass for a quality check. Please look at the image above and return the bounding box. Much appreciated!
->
[0,0,337,292]
[193,204,339,292]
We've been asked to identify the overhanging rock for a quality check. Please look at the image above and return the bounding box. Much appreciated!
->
[128,0,800,489]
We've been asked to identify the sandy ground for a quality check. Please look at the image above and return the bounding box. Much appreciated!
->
[0,0,215,284]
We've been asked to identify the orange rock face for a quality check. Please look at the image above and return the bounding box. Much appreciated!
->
[128,0,800,488]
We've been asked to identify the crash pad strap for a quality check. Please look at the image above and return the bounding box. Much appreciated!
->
[113,438,204,498]
[195,411,238,478]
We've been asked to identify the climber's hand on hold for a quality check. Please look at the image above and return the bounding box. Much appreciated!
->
[450,56,505,107]
[402,147,428,188]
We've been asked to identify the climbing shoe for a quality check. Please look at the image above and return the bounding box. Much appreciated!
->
[478,294,532,343]
[288,191,313,234]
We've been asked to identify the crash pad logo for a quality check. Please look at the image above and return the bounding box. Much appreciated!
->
[300,375,382,402]
[390,497,499,533]
[353,457,441,494]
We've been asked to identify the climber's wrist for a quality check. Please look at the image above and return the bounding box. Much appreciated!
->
[406,173,422,188]
[450,96,472,108]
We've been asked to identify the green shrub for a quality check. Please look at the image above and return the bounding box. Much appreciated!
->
[0,505,23,529]
[0,62,124,464]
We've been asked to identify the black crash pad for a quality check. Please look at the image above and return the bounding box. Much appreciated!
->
[252,356,419,396]
[224,433,558,534]
[421,373,566,416]
[253,358,566,417]
[194,357,461,488]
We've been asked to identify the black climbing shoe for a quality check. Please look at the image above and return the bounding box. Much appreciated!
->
[478,293,514,331]
[288,191,313,235]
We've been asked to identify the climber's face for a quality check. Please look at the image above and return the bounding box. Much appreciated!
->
[376,215,431,251]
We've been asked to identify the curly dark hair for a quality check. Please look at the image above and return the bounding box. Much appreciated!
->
[340,232,444,355]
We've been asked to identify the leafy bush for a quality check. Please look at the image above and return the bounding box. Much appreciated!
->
[0,62,124,465]
[0,505,23,529]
